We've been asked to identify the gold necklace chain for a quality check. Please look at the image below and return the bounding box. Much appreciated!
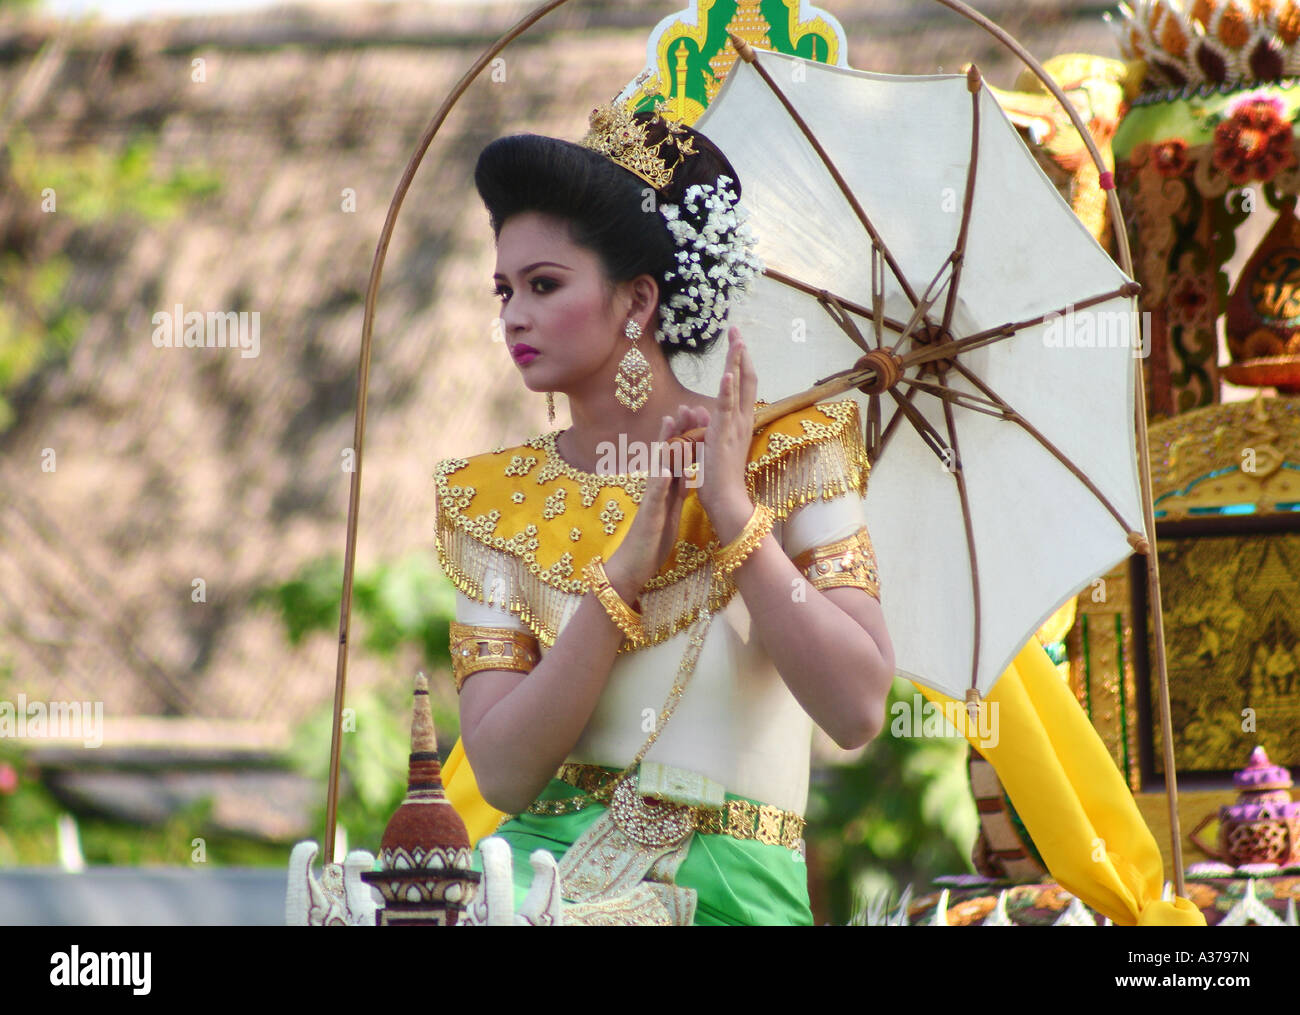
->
[520,608,714,820]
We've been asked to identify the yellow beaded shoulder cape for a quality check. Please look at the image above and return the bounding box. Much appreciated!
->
[433,398,869,654]
[434,398,872,842]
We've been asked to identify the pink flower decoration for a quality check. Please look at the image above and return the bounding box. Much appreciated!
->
[1227,92,1286,120]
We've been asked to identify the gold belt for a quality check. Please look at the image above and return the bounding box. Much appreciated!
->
[524,763,806,851]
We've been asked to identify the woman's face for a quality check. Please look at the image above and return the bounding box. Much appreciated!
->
[492,211,630,397]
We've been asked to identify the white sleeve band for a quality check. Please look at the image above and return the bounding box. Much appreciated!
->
[781,493,870,561]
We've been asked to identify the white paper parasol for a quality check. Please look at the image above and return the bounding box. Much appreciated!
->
[690,41,1148,703]
[329,1,1186,898]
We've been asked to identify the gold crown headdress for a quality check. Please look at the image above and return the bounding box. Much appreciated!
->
[579,102,698,191]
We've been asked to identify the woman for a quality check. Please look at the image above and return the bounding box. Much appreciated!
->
[434,104,895,925]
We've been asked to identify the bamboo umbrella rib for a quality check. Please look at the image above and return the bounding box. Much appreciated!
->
[938,66,984,339]
[896,375,1011,419]
[887,386,954,466]
[866,393,882,459]
[763,266,910,336]
[872,246,885,349]
[730,32,921,309]
[888,258,954,358]
[939,396,982,695]
[948,359,1139,536]
[876,384,923,462]
[816,291,874,356]
[867,247,886,456]
[905,282,1142,369]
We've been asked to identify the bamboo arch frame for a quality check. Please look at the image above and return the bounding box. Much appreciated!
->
[323,0,1185,897]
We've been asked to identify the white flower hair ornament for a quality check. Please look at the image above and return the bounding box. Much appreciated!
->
[656,176,763,349]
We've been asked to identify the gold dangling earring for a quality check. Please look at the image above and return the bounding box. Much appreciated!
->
[546,391,556,424]
[614,319,652,412]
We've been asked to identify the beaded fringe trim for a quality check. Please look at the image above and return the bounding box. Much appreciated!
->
[435,406,869,654]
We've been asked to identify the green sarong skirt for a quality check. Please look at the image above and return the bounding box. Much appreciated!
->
[472,775,812,926]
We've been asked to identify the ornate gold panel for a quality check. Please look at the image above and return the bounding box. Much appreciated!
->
[1065,394,1300,787]
[1146,532,1300,774]
[1066,561,1141,791]
[1148,392,1300,519]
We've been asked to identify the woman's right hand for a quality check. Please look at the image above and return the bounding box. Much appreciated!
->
[604,411,702,603]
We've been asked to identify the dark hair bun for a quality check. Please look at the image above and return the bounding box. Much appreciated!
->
[624,110,742,206]
[474,110,747,361]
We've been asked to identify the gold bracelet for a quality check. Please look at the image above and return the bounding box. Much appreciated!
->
[713,503,774,578]
[582,555,645,646]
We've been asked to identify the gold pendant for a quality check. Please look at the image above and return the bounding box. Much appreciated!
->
[609,775,694,848]
[615,344,652,412]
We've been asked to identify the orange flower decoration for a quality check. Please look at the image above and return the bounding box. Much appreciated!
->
[1152,138,1190,177]
[1185,882,1219,910]
[946,896,997,926]
[1168,271,1214,327]
[1270,876,1300,900]
[1213,96,1297,184]
[1035,885,1073,912]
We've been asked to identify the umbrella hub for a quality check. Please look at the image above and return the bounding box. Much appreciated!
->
[853,349,904,395]
[911,322,959,379]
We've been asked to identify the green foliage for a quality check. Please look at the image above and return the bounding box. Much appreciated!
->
[0,128,221,432]
[0,255,85,431]
[353,553,457,662]
[807,677,979,924]
[254,555,344,645]
[6,129,222,224]
[286,685,414,853]
[0,742,287,868]
[263,552,462,850]
[255,551,457,664]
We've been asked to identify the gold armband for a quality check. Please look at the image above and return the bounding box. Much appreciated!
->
[448,622,541,693]
[791,526,880,600]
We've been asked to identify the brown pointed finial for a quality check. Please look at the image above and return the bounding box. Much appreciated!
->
[729,32,756,63]
[410,671,437,762]
[361,671,480,925]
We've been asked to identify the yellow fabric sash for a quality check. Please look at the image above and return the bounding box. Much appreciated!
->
[917,640,1205,926]
[444,738,502,844]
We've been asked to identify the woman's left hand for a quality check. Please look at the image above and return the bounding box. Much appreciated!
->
[686,327,760,543]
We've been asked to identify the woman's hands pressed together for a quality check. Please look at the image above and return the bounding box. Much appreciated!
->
[604,327,761,599]
[694,327,760,544]
[603,411,693,600]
